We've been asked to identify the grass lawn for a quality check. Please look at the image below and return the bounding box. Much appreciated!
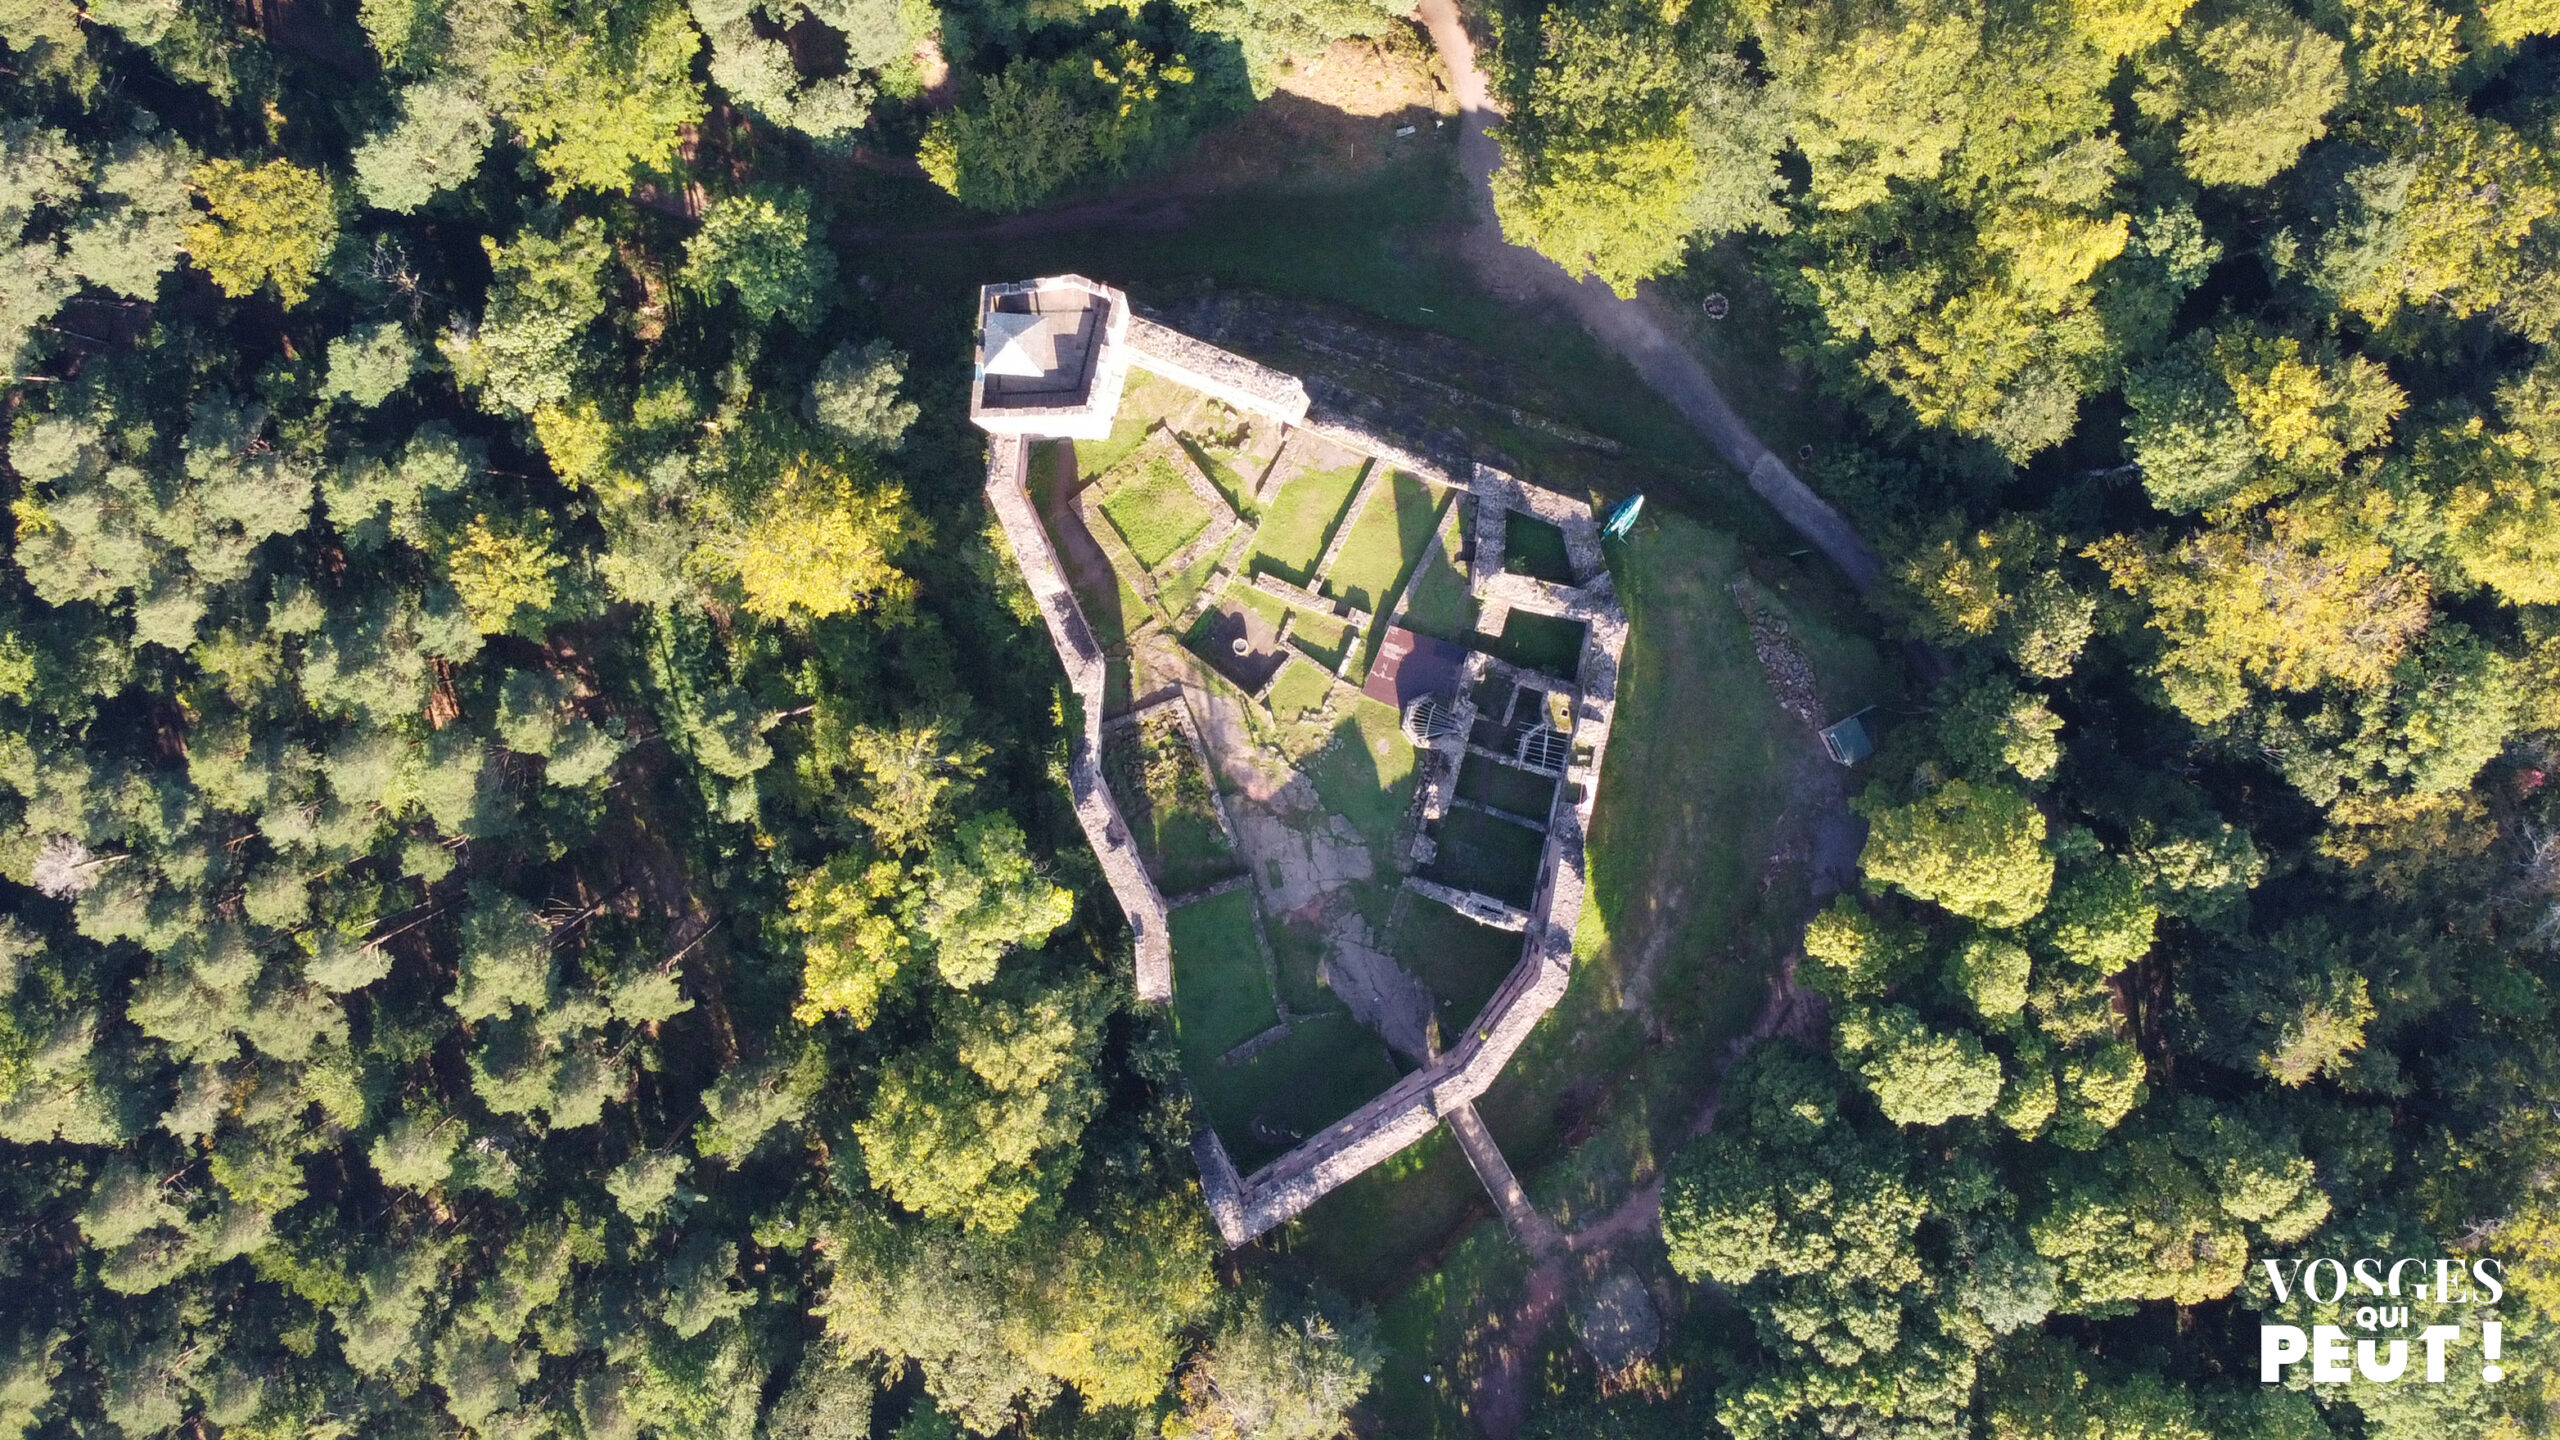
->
[1225,580,1290,634]
[1099,452,1216,570]
[1393,898,1526,1034]
[1576,514,1829,1015]
[1102,716,1243,896]
[1249,461,1368,584]
[1190,1013,1402,1172]
[1322,471,1443,613]
[1744,567,1898,720]
[1285,609,1352,671]
[1169,890,1279,1062]
[1421,807,1546,909]
[1302,696,1419,853]
[1484,610,1585,678]
[1454,755,1557,821]
[1074,373,1188,481]
[1265,656,1334,721]
[1398,502,1478,641]
[1503,512,1578,583]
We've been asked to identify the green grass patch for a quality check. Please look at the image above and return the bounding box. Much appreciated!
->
[1302,696,1419,853]
[1576,515,1810,1014]
[1248,461,1367,584]
[1421,807,1546,909]
[1266,913,1338,1016]
[1072,419,1151,486]
[1098,453,1216,570]
[1322,471,1442,613]
[1169,890,1278,1061]
[1502,513,1577,583]
[1156,545,1226,619]
[1075,374,1188,481]
[1058,563,1146,651]
[1285,610,1351,672]
[1454,755,1558,822]
[1393,899,1525,1035]
[1398,504,1478,641]
[1223,580,1289,634]
[1484,609,1585,678]
[1102,715,1243,896]
[1190,1013,1402,1171]
[1264,656,1334,721]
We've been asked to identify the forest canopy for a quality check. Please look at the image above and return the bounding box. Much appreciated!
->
[1485,0,2560,1432]
[0,0,1401,1436]
[7,0,2560,1429]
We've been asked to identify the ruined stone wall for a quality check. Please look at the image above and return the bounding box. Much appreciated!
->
[977,309,1635,1248]
[1204,458,1631,1248]
[982,437,1174,1001]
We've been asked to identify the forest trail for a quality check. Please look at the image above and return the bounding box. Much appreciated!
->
[1410,0,1885,594]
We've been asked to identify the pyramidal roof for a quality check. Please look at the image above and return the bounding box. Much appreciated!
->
[982,309,1059,377]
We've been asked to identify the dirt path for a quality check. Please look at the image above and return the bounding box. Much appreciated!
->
[1410,0,1883,594]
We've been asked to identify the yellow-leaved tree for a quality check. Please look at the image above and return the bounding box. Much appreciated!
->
[184,158,338,306]
[704,453,923,622]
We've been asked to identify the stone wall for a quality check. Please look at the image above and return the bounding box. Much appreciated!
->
[1125,316,1312,426]
[981,437,1174,1001]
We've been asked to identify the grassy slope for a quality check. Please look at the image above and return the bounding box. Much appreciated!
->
[1195,1014,1405,1172]
[1476,513,1888,1216]
[1503,512,1576,583]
